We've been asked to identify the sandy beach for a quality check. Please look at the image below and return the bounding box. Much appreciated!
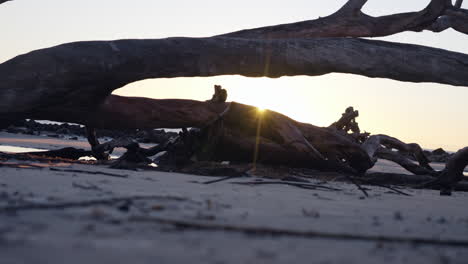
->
[1,132,468,264]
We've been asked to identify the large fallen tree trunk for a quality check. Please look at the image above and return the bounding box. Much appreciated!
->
[68,94,468,194]
[77,94,373,174]
[2,37,468,122]
[7,91,468,193]
[1,0,468,122]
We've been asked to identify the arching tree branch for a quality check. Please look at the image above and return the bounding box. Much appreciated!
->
[219,0,451,39]
[427,8,468,34]
[2,37,468,121]
[336,0,369,15]
[362,135,435,175]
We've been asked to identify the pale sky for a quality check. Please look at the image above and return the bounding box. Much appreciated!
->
[1,0,467,151]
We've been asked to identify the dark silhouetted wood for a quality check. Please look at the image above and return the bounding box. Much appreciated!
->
[361,134,434,175]
[1,0,468,195]
[26,147,92,160]
[220,0,451,39]
[3,37,468,124]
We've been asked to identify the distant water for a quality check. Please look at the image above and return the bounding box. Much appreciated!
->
[32,120,183,133]
[0,145,119,160]
[33,119,84,127]
[0,145,47,153]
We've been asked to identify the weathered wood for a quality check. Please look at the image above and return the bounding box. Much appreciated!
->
[328,106,369,143]
[425,147,468,194]
[0,0,466,194]
[374,148,434,176]
[428,8,468,34]
[25,147,92,160]
[76,95,371,173]
[361,172,468,192]
[206,85,227,103]
[85,127,109,160]
[442,147,468,184]
[1,0,467,124]
[361,134,434,175]
[3,38,468,123]
[198,102,370,174]
[329,106,359,133]
[220,0,451,38]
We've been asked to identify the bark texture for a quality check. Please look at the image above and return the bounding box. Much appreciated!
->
[428,8,468,34]
[2,37,468,122]
[1,0,468,122]
[77,96,373,174]
[220,0,451,38]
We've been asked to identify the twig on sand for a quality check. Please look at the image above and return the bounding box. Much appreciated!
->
[0,195,188,212]
[202,172,250,184]
[231,180,342,191]
[202,175,244,184]
[129,216,468,247]
[365,182,411,196]
[350,176,412,196]
[343,175,369,197]
[49,167,128,178]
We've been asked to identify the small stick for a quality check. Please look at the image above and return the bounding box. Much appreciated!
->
[231,180,342,191]
[344,175,369,197]
[202,174,246,184]
[0,195,188,212]
[356,178,412,196]
[202,168,251,185]
[371,183,411,196]
[49,167,128,178]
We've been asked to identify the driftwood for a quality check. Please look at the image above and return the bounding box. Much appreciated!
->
[231,181,342,192]
[1,1,467,127]
[7,90,468,194]
[1,1,468,194]
[2,1,468,124]
[25,147,92,160]
[14,85,466,194]
[360,172,468,192]
[93,97,468,195]
[328,106,369,143]
[0,195,188,212]
[427,2,468,34]
[423,147,468,194]
[220,0,451,38]
[3,37,468,124]
[361,135,434,175]
[49,167,128,178]
[66,88,371,174]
